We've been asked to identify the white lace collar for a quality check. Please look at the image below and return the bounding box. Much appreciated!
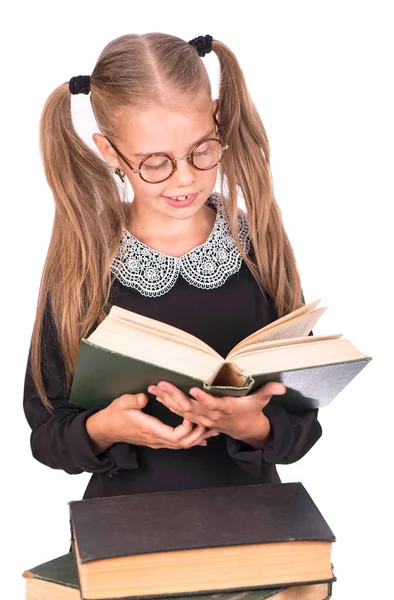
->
[110,192,251,297]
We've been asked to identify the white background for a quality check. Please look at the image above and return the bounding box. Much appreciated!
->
[1,2,393,599]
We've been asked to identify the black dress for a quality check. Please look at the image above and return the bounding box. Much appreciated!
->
[23,194,322,500]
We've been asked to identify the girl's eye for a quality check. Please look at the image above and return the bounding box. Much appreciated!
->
[144,163,167,171]
[194,145,212,156]
[142,157,170,171]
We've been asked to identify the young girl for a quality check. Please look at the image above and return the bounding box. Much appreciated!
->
[23,32,322,500]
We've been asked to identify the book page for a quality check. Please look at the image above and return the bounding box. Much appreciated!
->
[88,318,224,382]
[105,306,220,357]
[231,336,368,375]
[229,305,327,357]
[229,333,344,360]
[108,318,221,358]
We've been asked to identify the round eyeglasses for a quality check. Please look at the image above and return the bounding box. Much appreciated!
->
[105,136,229,184]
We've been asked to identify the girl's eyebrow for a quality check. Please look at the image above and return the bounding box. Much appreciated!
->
[131,127,216,158]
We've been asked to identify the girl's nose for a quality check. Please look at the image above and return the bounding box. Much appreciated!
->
[171,157,197,186]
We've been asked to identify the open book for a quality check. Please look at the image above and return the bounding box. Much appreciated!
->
[70,300,371,414]
[69,299,371,413]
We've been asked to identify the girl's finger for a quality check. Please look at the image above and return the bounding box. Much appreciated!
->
[194,430,221,447]
[180,422,205,442]
[151,383,193,413]
[265,382,286,396]
[189,387,219,410]
[184,412,214,429]
[189,388,233,417]
[169,418,196,443]
[148,416,192,446]
[181,424,212,447]
[254,382,286,400]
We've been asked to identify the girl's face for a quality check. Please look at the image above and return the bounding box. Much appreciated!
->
[94,99,219,223]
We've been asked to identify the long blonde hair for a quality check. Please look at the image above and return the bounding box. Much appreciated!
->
[31,33,303,409]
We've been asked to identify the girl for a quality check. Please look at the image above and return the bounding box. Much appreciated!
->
[23,32,322,500]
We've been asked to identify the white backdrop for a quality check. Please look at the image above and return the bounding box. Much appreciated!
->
[1,2,392,599]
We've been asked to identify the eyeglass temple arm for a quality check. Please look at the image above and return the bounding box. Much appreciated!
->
[104,136,140,173]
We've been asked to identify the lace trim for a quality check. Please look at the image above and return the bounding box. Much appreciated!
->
[110,192,251,297]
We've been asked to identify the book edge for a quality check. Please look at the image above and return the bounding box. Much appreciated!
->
[248,356,372,378]
[78,578,336,600]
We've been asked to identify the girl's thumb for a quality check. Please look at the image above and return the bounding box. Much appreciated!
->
[135,393,148,408]
[121,393,147,409]
[261,382,286,397]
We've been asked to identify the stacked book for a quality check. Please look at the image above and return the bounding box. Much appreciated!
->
[23,483,335,600]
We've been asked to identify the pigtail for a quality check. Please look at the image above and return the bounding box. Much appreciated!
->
[31,83,127,409]
[212,40,303,318]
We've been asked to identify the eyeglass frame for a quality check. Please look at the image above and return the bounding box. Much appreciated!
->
[105,116,229,184]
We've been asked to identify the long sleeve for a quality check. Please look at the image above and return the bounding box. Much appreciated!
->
[261,403,322,464]
[225,407,322,478]
[23,305,138,477]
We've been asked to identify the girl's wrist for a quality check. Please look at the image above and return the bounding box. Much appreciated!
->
[86,409,119,454]
[237,413,271,449]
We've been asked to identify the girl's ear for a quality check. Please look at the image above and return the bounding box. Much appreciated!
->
[212,99,219,117]
[92,133,119,169]
[212,99,220,131]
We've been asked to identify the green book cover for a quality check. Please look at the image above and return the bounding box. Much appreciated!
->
[23,552,333,599]
[69,337,371,420]
[24,552,78,588]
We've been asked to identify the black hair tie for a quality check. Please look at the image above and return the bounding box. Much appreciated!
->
[69,75,91,95]
[188,35,213,57]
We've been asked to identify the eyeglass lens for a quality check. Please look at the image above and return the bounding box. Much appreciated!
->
[141,139,224,183]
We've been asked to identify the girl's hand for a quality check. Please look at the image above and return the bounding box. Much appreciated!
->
[148,381,287,447]
[86,393,220,454]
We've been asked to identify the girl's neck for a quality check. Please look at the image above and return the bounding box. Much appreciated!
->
[126,199,217,258]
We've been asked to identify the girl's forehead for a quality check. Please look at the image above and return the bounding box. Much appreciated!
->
[118,102,215,154]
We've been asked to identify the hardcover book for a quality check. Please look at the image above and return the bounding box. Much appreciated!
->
[68,482,336,600]
[23,552,332,600]
[69,299,371,418]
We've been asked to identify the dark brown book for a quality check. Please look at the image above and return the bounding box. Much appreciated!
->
[69,483,336,600]
[22,552,333,600]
